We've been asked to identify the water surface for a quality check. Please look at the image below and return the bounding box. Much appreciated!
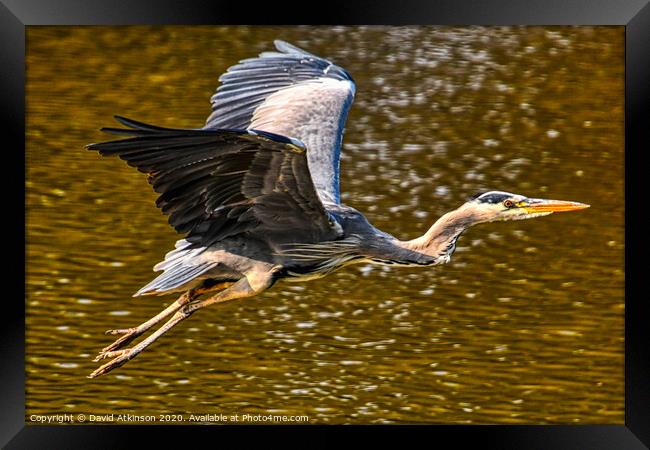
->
[26,26,624,424]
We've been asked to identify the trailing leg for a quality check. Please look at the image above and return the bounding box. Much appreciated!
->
[98,282,233,353]
[88,277,263,378]
[100,289,195,353]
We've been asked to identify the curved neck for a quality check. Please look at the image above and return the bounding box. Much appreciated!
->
[402,204,479,259]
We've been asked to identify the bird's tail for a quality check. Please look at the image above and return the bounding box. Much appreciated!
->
[134,239,215,296]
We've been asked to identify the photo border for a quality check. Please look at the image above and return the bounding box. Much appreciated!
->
[3,0,648,447]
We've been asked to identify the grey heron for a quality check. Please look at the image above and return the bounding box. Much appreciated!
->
[87,40,589,378]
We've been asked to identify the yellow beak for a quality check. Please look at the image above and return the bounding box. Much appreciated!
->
[523,199,590,214]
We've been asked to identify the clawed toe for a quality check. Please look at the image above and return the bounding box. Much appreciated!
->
[89,349,134,378]
[101,329,139,353]
[93,348,130,362]
[105,327,135,336]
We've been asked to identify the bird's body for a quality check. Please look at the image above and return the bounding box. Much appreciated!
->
[87,40,588,378]
[137,199,436,296]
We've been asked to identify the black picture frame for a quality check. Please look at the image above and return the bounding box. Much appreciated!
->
[4,0,648,447]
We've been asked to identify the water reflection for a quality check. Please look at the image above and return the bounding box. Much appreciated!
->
[26,26,623,424]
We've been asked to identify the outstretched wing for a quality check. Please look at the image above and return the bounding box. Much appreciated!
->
[86,116,343,248]
[205,40,355,205]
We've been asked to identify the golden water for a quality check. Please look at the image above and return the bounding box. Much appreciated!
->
[26,26,624,424]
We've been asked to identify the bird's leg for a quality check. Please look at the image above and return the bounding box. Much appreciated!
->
[100,290,192,353]
[88,278,259,379]
[99,282,233,353]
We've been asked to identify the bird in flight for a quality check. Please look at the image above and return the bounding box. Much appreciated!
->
[87,40,589,378]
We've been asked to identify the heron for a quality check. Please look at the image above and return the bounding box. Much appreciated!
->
[86,40,589,378]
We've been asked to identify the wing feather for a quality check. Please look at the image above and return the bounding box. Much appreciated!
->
[205,40,355,205]
[87,117,343,248]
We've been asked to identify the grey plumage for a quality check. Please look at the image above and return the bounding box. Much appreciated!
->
[206,40,355,204]
[205,40,352,131]
[87,113,421,294]
[90,117,340,245]
[88,41,361,296]
[88,115,347,295]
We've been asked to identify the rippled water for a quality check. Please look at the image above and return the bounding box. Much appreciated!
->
[26,26,624,424]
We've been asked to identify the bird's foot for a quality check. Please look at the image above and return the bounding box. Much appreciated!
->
[93,348,129,362]
[101,327,139,353]
[89,348,135,378]
[88,290,205,378]
[105,327,135,336]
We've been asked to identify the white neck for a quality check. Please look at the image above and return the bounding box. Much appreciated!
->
[401,204,483,260]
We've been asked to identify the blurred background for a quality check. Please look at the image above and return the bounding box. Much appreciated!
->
[26,26,623,424]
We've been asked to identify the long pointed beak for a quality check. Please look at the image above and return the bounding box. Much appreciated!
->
[523,198,590,214]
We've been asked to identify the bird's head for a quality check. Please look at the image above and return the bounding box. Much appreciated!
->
[464,190,590,223]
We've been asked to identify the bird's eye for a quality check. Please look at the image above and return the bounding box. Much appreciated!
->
[503,200,514,208]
